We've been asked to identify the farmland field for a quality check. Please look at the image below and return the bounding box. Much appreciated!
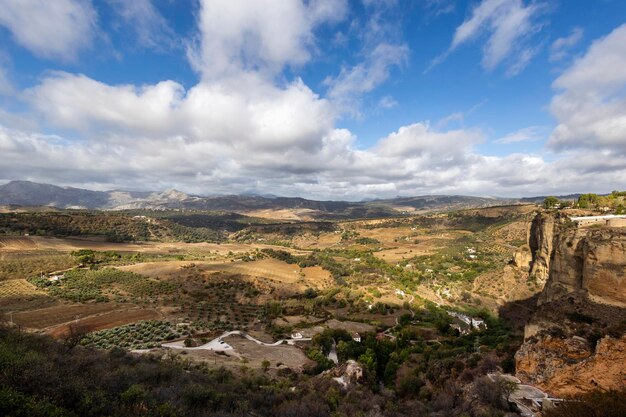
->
[0,204,543,384]
[0,279,44,298]
[202,259,333,290]
[10,303,129,329]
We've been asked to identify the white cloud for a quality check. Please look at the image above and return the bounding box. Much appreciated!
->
[2,0,625,200]
[549,23,626,154]
[324,1,408,114]
[0,0,97,61]
[0,64,13,96]
[550,27,583,62]
[325,43,408,111]
[378,95,398,109]
[422,0,455,17]
[2,111,625,199]
[494,126,544,144]
[27,71,335,153]
[106,0,175,50]
[443,0,543,74]
[188,0,348,79]
[375,122,482,159]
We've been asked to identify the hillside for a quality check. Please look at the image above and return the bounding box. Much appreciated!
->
[0,180,520,218]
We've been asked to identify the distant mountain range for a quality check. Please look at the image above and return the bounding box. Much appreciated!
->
[0,180,530,217]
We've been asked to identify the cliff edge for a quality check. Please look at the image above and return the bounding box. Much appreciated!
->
[515,211,626,396]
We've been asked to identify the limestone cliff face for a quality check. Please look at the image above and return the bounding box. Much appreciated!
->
[582,229,626,307]
[515,212,626,396]
[539,225,626,307]
[528,212,558,283]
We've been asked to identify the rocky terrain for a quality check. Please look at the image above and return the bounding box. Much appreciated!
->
[515,211,626,396]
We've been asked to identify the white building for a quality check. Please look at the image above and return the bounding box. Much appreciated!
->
[571,214,626,227]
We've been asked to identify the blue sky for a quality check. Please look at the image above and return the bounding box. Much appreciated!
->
[0,0,625,199]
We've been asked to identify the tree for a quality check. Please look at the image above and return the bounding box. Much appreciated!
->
[544,196,560,209]
[261,359,271,372]
[577,193,600,209]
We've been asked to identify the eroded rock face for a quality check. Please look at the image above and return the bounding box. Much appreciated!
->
[512,246,533,269]
[582,229,626,307]
[528,212,557,283]
[515,333,626,397]
[516,212,626,396]
[539,226,626,307]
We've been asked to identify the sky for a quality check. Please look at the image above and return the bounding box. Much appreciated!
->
[0,0,625,200]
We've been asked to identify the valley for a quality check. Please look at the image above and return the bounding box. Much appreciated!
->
[1,195,624,417]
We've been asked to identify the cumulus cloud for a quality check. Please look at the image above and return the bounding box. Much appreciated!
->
[549,23,626,154]
[2,0,626,199]
[375,123,482,158]
[26,71,334,153]
[549,27,583,62]
[188,0,348,79]
[0,0,97,61]
[434,0,543,74]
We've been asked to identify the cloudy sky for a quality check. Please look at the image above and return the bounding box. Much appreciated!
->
[0,0,625,200]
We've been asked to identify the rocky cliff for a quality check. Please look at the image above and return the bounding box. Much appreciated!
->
[539,226,626,307]
[515,212,626,396]
[516,332,626,397]
[528,212,558,283]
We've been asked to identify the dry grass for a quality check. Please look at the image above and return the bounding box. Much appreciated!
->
[245,208,318,221]
[292,232,342,249]
[0,236,38,250]
[0,279,44,298]
[46,308,162,338]
[124,258,333,291]
[4,236,304,257]
[118,261,215,278]
[230,336,311,370]
[203,259,332,290]
[11,303,127,329]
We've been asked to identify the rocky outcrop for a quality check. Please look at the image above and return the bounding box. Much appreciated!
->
[528,212,558,282]
[539,226,626,307]
[515,212,626,396]
[512,246,533,269]
[326,360,364,388]
[525,211,626,307]
[516,333,626,397]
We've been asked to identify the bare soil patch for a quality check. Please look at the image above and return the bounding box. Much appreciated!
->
[227,336,312,370]
[11,303,129,329]
[47,307,162,338]
[0,236,38,250]
[203,259,332,290]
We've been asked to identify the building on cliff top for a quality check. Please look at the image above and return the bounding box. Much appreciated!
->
[570,214,626,227]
